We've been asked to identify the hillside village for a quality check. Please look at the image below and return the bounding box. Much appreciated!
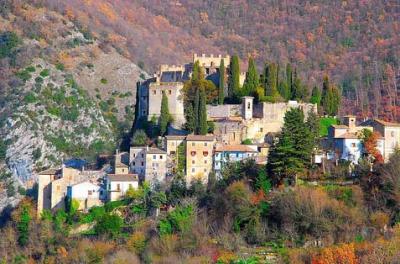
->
[37,54,400,217]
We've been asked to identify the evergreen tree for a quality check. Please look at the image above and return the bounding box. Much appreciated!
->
[159,91,171,136]
[310,86,321,105]
[218,59,225,104]
[321,75,330,110]
[286,63,293,96]
[267,108,313,185]
[278,81,290,101]
[192,60,203,82]
[291,70,307,101]
[228,55,240,100]
[193,87,200,133]
[306,110,320,145]
[184,103,195,132]
[242,57,259,96]
[265,62,280,99]
[198,88,208,135]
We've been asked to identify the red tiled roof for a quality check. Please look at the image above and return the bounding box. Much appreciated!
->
[186,134,215,141]
[107,174,138,181]
[215,145,258,153]
[374,119,400,127]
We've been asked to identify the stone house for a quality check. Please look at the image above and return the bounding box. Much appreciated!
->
[66,181,104,210]
[186,134,215,184]
[328,116,384,164]
[362,119,400,162]
[129,146,167,185]
[37,166,85,217]
[106,174,139,201]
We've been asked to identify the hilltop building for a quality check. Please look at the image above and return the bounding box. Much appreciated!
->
[186,134,215,184]
[209,97,317,144]
[129,146,167,184]
[328,116,384,164]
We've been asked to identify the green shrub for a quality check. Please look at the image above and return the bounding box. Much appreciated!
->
[17,205,31,246]
[158,204,194,235]
[100,78,108,84]
[23,92,37,103]
[39,69,50,78]
[0,31,21,59]
[16,70,31,82]
[0,139,7,160]
[94,213,123,237]
[25,66,35,72]
[55,62,65,71]
[35,76,43,83]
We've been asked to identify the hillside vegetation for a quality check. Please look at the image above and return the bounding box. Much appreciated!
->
[41,0,400,120]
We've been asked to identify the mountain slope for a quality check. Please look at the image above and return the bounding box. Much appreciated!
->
[0,2,147,209]
[43,0,400,120]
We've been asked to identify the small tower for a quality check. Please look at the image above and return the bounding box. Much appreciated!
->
[343,115,356,128]
[242,96,254,120]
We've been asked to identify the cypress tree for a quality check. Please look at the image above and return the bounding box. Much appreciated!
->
[286,63,293,96]
[192,60,203,82]
[193,87,200,133]
[159,91,170,136]
[306,110,320,145]
[228,55,240,100]
[198,87,208,135]
[218,59,225,104]
[242,57,259,96]
[278,81,290,101]
[310,86,321,105]
[185,103,195,132]
[265,62,279,98]
[321,75,330,111]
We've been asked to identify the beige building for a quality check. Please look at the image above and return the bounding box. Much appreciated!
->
[363,119,400,161]
[129,146,167,184]
[37,166,84,217]
[106,174,139,201]
[186,134,215,184]
[209,97,317,145]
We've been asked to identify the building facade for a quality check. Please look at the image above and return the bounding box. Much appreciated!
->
[67,181,104,210]
[214,144,258,177]
[186,134,215,184]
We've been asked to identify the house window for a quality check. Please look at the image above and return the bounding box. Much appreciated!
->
[168,90,172,95]
[247,102,251,109]
[204,142,207,146]
[153,155,156,160]
[133,153,136,158]
[160,155,163,159]
[192,142,195,146]
[204,160,207,164]
[170,151,176,155]
[133,161,136,166]
[117,184,120,191]
[121,169,125,173]
[191,151,196,156]
[203,151,209,157]
[141,153,144,158]
[88,190,92,195]
[204,168,207,172]
[153,90,156,95]
[352,143,356,147]
[391,131,395,137]
[192,168,195,173]
[141,162,144,166]
[259,128,263,132]
[192,160,195,164]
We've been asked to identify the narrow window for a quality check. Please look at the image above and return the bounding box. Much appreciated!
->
[117,184,120,191]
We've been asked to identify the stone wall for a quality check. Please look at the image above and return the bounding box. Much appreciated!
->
[207,104,242,118]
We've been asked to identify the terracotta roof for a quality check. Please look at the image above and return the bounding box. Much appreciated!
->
[146,148,167,154]
[38,168,60,175]
[215,145,258,153]
[165,135,186,140]
[335,132,359,139]
[374,119,400,127]
[107,174,138,182]
[186,134,215,141]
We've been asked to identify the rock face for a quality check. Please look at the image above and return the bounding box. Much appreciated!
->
[3,58,116,187]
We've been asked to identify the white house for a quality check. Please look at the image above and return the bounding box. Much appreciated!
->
[66,181,104,210]
[106,174,139,201]
[214,144,258,177]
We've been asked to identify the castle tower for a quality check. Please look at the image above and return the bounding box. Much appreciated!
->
[242,96,254,120]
